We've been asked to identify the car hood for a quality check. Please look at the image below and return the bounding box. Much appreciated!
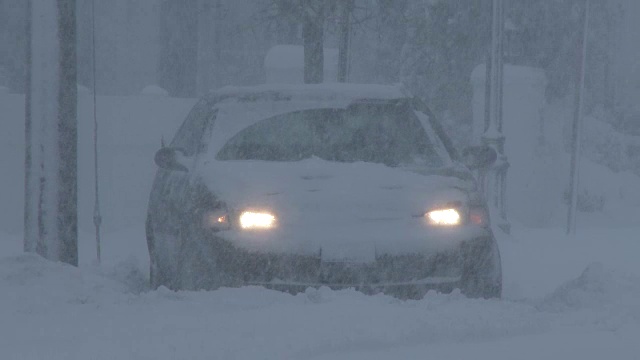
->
[199,157,481,260]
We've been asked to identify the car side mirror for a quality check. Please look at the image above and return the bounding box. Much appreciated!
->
[154,147,189,172]
[461,145,497,170]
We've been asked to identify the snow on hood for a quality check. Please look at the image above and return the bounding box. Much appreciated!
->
[195,84,479,260]
[199,157,480,261]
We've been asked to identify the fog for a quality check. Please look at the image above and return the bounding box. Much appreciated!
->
[1,1,640,359]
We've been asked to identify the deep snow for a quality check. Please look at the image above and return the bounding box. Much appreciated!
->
[1,223,639,360]
[2,91,640,359]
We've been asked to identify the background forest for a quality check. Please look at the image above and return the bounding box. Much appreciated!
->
[2,0,638,144]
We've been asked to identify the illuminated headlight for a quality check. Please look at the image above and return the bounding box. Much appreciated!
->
[425,208,461,226]
[239,211,277,230]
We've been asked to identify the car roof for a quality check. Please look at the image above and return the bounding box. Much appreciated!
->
[207,83,412,104]
[202,83,442,160]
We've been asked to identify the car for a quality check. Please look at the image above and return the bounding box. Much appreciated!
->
[146,83,502,299]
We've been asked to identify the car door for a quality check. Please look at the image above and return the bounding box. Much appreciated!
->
[146,99,217,286]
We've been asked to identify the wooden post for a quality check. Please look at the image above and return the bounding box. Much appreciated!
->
[25,0,78,265]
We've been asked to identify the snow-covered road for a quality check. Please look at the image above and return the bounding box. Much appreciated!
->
[1,225,639,360]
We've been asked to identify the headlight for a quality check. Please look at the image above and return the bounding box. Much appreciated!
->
[425,208,461,226]
[239,211,277,230]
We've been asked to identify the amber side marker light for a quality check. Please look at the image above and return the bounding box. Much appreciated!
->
[203,211,230,231]
[469,208,489,227]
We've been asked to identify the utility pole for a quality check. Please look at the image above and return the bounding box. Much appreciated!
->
[483,0,510,234]
[567,0,590,236]
[25,0,78,265]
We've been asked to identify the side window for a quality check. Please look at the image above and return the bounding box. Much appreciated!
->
[170,100,216,156]
[412,97,459,161]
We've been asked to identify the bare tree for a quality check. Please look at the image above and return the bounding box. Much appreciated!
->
[159,0,199,97]
[302,0,324,83]
[337,0,353,82]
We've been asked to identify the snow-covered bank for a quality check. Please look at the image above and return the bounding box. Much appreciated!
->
[0,94,196,235]
[499,226,640,299]
[1,225,639,359]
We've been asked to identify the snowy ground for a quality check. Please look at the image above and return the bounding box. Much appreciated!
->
[1,224,639,360]
[2,93,639,358]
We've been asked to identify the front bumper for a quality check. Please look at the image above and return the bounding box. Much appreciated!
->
[199,234,492,298]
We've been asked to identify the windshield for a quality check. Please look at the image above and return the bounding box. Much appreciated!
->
[216,103,444,168]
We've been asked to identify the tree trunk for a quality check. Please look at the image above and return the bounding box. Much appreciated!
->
[337,0,352,83]
[196,0,213,96]
[158,0,199,97]
[302,0,324,84]
[25,0,78,266]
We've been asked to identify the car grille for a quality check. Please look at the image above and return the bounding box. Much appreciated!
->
[213,239,464,289]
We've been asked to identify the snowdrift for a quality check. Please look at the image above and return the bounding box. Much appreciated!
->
[1,244,638,360]
[0,93,196,234]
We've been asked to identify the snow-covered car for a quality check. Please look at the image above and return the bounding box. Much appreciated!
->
[146,83,502,299]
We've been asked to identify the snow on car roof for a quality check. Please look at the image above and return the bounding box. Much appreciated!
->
[211,83,412,104]
[205,83,415,157]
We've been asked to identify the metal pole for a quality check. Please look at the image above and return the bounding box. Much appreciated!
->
[567,0,590,236]
[489,0,500,136]
[91,0,102,262]
[482,0,510,234]
[496,0,505,136]
[24,0,36,253]
[497,0,509,233]
[484,52,492,138]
